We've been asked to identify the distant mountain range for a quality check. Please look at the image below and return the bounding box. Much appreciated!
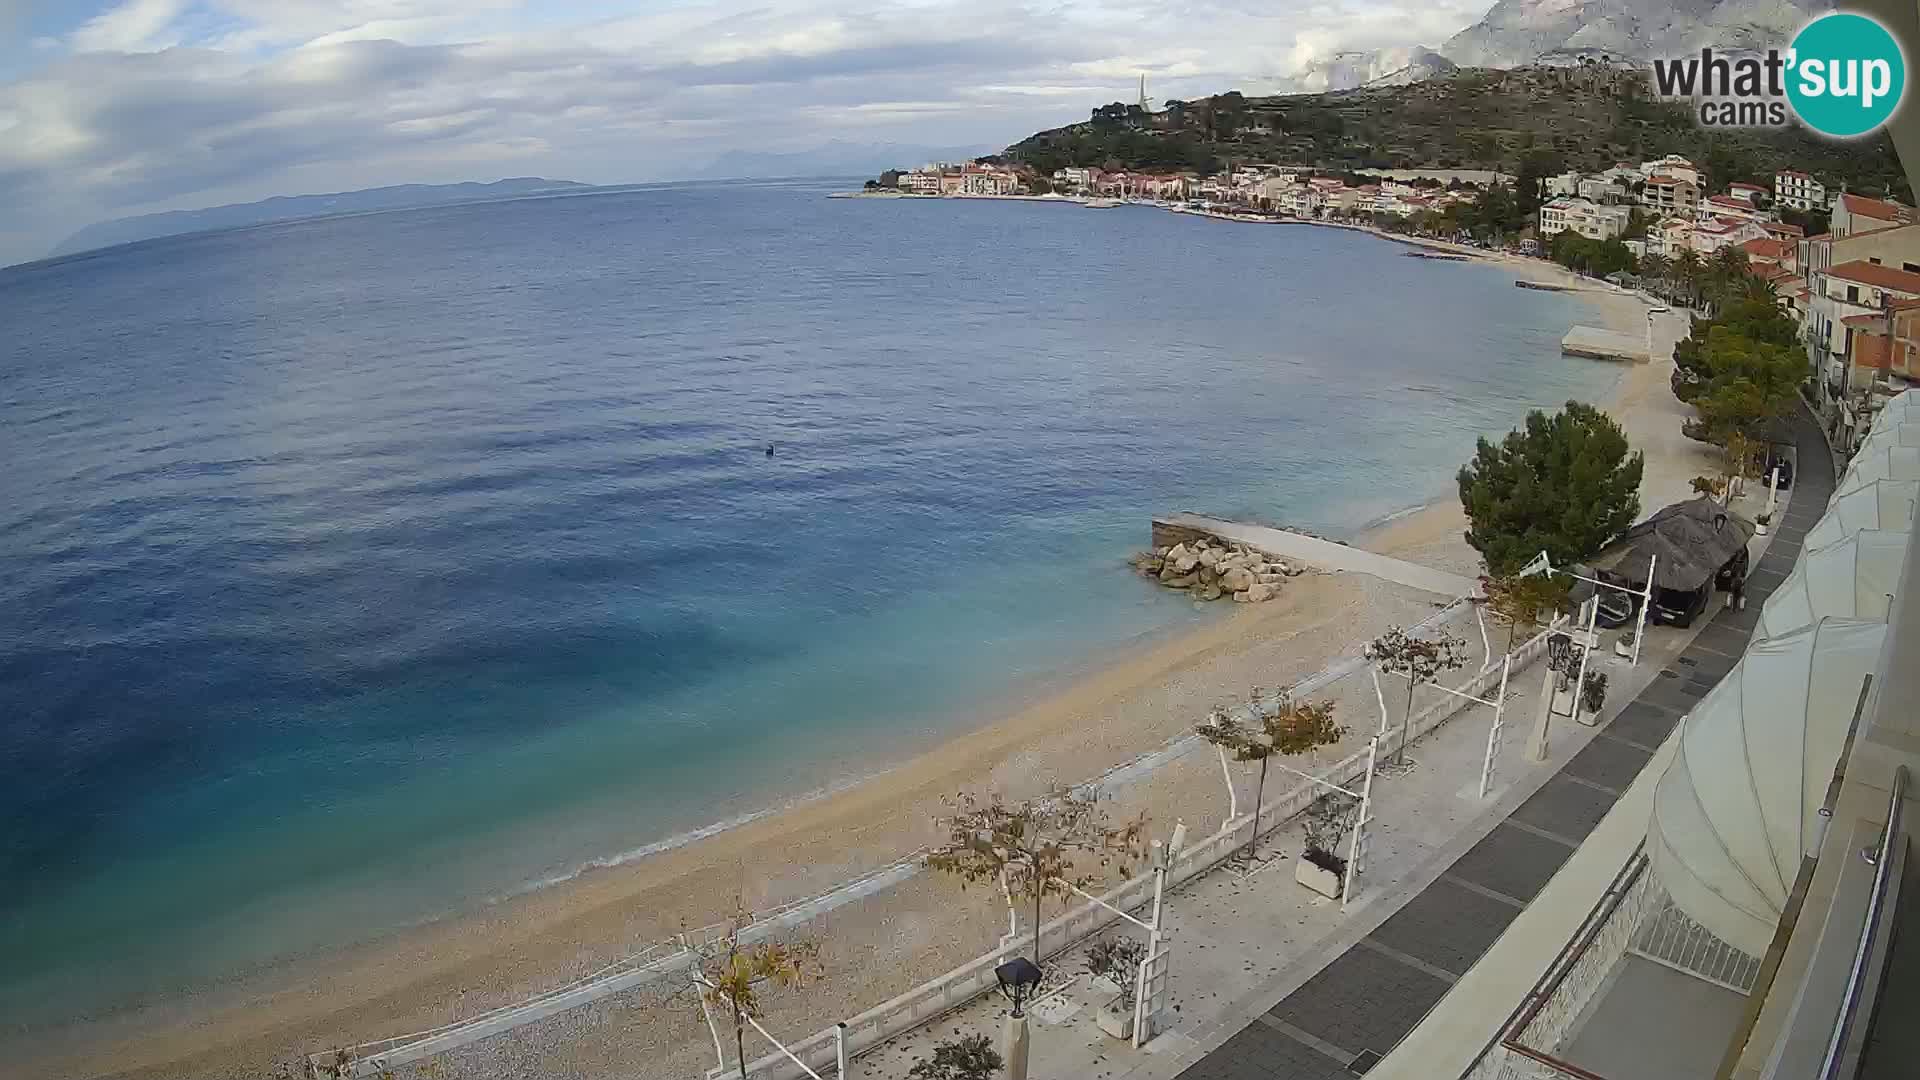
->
[1295,0,1832,92]
[50,177,591,258]
[686,140,995,180]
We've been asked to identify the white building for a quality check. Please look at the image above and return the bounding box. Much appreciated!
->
[1727,182,1766,205]
[1775,169,1828,211]
[1639,154,1701,186]
[956,166,1018,195]
[1696,194,1768,225]
[1545,171,1585,197]
[1539,196,1632,241]
[1641,174,1700,218]
[1691,217,1769,254]
[1579,176,1629,204]
[898,171,942,195]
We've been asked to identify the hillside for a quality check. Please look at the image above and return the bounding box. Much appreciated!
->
[1006,67,1909,200]
[51,177,591,259]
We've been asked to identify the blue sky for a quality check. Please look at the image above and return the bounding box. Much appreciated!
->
[0,1,1491,263]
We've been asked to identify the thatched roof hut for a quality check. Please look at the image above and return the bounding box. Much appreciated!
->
[1601,496,1755,593]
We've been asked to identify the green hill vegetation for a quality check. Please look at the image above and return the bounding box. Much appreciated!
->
[1006,66,1910,201]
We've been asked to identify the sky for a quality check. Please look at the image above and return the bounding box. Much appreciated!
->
[0,0,1495,264]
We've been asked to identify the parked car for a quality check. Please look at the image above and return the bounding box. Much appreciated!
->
[1595,590,1639,629]
[1652,584,1712,629]
[1764,454,1794,490]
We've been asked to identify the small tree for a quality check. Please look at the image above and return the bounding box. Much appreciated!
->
[1084,936,1151,1008]
[909,1034,1003,1080]
[1457,401,1644,576]
[683,912,820,1079]
[1194,692,1344,859]
[1366,627,1469,765]
[1301,790,1360,872]
[926,788,1149,967]
[1479,571,1570,654]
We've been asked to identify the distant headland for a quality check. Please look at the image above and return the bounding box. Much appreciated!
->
[48,177,592,259]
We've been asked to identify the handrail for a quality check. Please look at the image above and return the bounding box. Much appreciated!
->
[1816,763,1909,1080]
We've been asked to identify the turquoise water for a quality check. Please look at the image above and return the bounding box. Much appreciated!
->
[0,179,1615,1026]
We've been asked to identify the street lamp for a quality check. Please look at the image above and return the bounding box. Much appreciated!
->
[995,958,1043,1080]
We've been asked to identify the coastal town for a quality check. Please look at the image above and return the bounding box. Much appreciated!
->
[865,151,1920,456]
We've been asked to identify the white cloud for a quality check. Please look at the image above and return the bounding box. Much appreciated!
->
[69,0,189,54]
[1,0,1496,263]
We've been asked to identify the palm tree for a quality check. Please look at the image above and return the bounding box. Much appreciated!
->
[1639,252,1671,300]
[1673,250,1703,307]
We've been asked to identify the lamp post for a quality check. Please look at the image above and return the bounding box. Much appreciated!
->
[995,957,1043,1080]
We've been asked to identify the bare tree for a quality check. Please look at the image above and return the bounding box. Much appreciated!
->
[1366,626,1469,765]
[925,787,1149,967]
[1193,691,1344,859]
[1478,571,1569,654]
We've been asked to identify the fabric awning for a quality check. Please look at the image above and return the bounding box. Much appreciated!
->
[1754,530,1908,639]
[1838,443,1920,492]
[1605,496,1754,592]
[1869,389,1920,435]
[1806,479,1920,548]
[1648,618,1889,954]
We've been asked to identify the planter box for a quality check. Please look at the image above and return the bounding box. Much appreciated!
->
[1614,638,1634,659]
[1096,998,1135,1040]
[1295,858,1344,899]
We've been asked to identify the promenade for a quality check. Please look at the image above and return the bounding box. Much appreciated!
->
[1168,403,1834,1080]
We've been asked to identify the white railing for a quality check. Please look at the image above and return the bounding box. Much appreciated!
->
[735,622,1560,1080]
[326,600,1553,1079]
[1629,889,1762,993]
[1465,850,1654,1080]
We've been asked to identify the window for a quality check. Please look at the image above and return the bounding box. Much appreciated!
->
[1850,285,1861,302]
[1871,257,1883,265]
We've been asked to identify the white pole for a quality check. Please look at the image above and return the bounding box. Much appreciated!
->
[692,947,728,1075]
[1478,654,1511,799]
[1631,554,1655,669]
[1768,465,1780,516]
[1215,745,1238,823]
[1475,601,1493,670]
[1134,858,1168,1048]
[1342,737,1378,910]
[836,1022,850,1080]
[1372,666,1389,740]
[746,1014,825,1079]
[1571,597,1596,724]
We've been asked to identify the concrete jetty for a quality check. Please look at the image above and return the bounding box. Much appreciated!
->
[1152,513,1479,598]
[1562,325,1648,362]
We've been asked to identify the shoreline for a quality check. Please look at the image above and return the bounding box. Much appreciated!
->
[17,233,1680,1080]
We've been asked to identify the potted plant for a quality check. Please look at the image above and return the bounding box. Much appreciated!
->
[1755,512,1772,536]
[1614,627,1636,659]
[1581,670,1610,720]
[1084,937,1149,1039]
[1296,791,1360,898]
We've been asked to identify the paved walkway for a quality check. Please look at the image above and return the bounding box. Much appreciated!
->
[1172,405,1836,1080]
[1158,514,1480,598]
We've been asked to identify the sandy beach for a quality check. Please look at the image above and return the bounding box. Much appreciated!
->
[17,250,1712,1080]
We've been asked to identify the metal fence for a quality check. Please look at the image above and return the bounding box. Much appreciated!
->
[1629,888,1762,993]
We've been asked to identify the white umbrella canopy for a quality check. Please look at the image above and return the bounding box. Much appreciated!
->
[1868,390,1920,435]
[1648,618,1888,955]
[1852,420,1920,457]
[1838,443,1920,493]
[1805,479,1920,548]
[1754,530,1908,639]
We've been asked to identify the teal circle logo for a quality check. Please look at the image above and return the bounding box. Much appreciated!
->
[1786,13,1906,138]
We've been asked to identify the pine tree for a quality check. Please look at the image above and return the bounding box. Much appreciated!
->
[1457,401,1644,576]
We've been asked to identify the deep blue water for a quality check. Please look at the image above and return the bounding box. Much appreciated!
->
[0,179,1612,1025]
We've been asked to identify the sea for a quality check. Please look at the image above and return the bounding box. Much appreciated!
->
[0,179,1616,1028]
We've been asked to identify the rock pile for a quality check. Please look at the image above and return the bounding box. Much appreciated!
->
[1130,538,1302,602]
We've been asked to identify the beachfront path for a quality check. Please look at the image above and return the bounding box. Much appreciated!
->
[1165,403,1834,1080]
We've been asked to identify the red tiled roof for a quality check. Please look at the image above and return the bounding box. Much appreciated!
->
[1647,175,1686,185]
[1731,182,1764,190]
[1777,169,1812,181]
[1841,193,1913,221]
[1742,238,1794,259]
[1765,222,1806,238]
[1828,260,1920,293]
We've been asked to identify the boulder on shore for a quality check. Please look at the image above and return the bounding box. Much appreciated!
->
[1220,566,1255,593]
